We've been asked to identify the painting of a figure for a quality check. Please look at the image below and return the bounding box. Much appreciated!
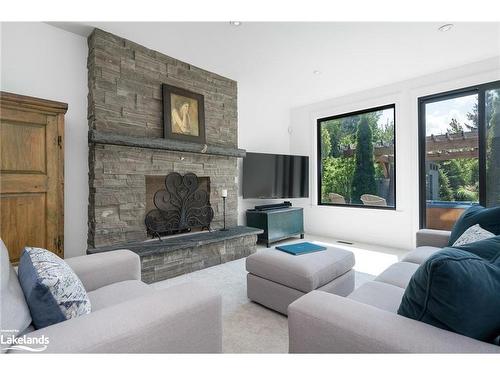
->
[163,84,205,143]
[170,93,199,136]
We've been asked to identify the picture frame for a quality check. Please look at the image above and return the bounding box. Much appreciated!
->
[162,84,206,144]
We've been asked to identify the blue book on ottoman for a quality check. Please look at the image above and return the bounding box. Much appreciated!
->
[275,242,327,255]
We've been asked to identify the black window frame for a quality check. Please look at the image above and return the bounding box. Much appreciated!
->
[418,80,500,229]
[316,103,397,210]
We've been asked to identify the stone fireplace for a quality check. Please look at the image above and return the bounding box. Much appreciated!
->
[89,144,238,247]
[86,29,261,282]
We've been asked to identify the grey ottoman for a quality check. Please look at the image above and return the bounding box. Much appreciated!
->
[246,246,355,315]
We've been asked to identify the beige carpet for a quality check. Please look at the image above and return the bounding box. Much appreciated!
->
[153,236,404,353]
[153,251,290,352]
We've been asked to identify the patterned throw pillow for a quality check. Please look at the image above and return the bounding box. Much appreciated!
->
[452,224,495,247]
[18,247,91,329]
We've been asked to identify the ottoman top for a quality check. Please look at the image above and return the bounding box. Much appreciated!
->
[246,245,355,293]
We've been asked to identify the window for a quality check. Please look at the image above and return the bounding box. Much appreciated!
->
[317,104,396,209]
[419,81,500,230]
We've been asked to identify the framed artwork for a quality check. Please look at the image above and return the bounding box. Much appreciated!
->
[162,84,206,144]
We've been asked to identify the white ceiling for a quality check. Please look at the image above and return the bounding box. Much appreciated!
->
[51,22,500,108]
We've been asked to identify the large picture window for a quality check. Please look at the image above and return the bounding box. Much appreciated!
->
[317,104,396,209]
[419,81,500,230]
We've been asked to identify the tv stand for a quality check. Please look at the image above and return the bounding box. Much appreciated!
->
[246,203,304,247]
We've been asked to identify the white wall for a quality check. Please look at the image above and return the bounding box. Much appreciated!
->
[237,83,294,222]
[290,57,500,250]
[1,22,88,258]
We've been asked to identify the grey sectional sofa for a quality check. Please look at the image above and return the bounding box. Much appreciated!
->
[288,229,500,353]
[1,245,222,353]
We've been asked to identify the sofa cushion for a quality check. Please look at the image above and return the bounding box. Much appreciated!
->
[448,205,500,246]
[374,261,419,289]
[88,280,153,311]
[0,240,32,339]
[398,244,500,344]
[402,246,441,265]
[348,281,405,313]
[18,247,91,329]
[246,246,354,293]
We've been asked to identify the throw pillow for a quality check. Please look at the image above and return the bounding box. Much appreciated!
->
[18,247,91,329]
[398,238,500,344]
[452,224,495,246]
[448,205,500,246]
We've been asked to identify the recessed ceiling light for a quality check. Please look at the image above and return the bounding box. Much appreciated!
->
[438,23,454,32]
[229,21,242,27]
[313,70,321,75]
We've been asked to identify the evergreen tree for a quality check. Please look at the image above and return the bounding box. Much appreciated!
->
[438,168,454,201]
[351,115,376,204]
[487,96,500,207]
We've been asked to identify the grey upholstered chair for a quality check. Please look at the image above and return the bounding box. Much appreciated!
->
[0,240,222,353]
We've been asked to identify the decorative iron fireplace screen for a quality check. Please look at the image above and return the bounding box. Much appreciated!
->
[145,172,214,239]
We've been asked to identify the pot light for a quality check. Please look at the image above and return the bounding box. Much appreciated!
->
[313,70,321,75]
[438,23,454,32]
[229,21,242,27]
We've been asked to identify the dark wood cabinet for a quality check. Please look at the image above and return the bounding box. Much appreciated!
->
[246,207,304,247]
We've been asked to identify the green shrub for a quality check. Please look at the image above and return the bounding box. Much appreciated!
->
[321,157,355,202]
[455,186,479,202]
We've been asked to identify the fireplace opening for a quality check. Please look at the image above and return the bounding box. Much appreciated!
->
[145,172,214,239]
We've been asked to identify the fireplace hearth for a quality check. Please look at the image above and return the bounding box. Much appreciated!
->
[145,172,214,239]
[88,226,263,283]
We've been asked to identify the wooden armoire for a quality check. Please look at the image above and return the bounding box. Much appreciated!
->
[0,92,67,263]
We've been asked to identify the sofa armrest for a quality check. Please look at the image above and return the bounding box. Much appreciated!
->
[416,229,451,248]
[288,291,500,353]
[21,282,222,353]
[65,250,140,292]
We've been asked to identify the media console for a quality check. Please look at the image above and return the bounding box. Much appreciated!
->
[246,203,304,247]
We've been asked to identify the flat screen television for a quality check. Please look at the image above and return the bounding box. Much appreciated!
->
[243,152,309,199]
